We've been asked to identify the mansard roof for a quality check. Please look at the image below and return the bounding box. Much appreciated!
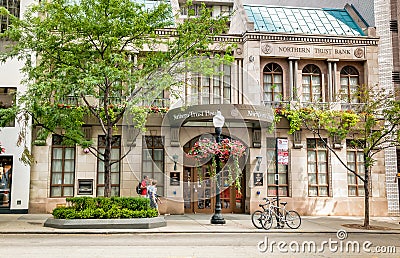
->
[243,5,365,36]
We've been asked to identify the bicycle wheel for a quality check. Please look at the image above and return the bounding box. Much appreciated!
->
[285,210,301,229]
[261,211,273,230]
[251,210,266,229]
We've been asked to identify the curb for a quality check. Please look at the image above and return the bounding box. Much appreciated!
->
[1,229,400,235]
[43,217,166,229]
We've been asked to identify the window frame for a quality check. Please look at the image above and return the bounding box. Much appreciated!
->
[263,63,283,102]
[340,66,360,103]
[50,135,75,198]
[142,136,165,196]
[266,137,289,197]
[346,140,365,197]
[307,138,329,197]
[0,87,16,127]
[302,64,322,102]
[0,0,20,33]
[185,61,232,105]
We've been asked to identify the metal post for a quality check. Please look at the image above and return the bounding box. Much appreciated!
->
[211,126,226,224]
[275,138,280,228]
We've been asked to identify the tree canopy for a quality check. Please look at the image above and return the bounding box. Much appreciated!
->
[274,85,400,227]
[0,0,232,196]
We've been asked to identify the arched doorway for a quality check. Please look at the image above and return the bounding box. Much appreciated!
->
[183,135,246,214]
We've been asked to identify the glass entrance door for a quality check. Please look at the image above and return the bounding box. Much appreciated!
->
[194,166,213,213]
[183,165,245,214]
[0,156,13,208]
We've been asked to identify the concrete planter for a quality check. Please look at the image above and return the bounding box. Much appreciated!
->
[44,216,166,229]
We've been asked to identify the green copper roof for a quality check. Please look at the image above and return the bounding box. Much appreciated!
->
[244,5,365,36]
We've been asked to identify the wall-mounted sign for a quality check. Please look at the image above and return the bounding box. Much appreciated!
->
[277,138,289,165]
[254,172,263,186]
[261,43,365,60]
[170,172,180,186]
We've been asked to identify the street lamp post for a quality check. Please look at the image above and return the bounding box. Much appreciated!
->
[211,110,226,224]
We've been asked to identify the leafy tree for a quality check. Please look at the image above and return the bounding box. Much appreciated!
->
[275,85,400,228]
[0,0,232,197]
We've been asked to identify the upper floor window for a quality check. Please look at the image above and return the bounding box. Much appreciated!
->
[143,89,170,108]
[302,64,322,102]
[340,66,359,103]
[180,4,211,16]
[0,0,20,33]
[218,5,233,17]
[0,87,16,127]
[263,63,283,102]
[187,63,231,105]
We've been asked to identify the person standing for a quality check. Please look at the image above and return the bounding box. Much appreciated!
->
[140,175,148,197]
[147,180,158,211]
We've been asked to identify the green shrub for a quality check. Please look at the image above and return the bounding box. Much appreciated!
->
[52,197,155,219]
[93,208,106,219]
[52,207,76,219]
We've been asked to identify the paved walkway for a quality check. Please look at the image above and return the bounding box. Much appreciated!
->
[0,214,399,234]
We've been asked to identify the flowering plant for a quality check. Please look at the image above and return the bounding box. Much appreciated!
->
[145,106,169,114]
[0,142,5,154]
[186,138,247,189]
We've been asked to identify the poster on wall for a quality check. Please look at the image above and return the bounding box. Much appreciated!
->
[254,172,263,186]
[277,138,289,165]
[170,172,180,186]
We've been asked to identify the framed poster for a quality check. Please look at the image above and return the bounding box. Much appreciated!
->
[254,172,263,186]
[170,172,180,186]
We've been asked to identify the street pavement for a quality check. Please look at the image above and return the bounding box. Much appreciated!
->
[0,213,399,234]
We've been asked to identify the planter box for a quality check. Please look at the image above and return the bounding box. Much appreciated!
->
[44,217,166,229]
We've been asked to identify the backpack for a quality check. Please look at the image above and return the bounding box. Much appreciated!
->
[136,182,142,195]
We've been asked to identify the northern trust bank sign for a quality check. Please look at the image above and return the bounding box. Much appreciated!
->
[261,43,365,59]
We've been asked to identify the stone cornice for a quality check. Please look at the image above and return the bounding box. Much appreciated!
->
[242,32,379,46]
[155,29,379,46]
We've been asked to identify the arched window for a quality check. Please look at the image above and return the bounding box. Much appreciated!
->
[263,63,283,102]
[302,64,322,102]
[340,66,359,103]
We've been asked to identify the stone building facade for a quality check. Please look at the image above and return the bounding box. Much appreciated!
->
[1,0,393,216]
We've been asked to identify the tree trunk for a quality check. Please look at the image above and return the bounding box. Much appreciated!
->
[363,165,370,228]
[103,127,113,197]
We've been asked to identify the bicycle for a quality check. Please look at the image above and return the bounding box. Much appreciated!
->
[262,199,301,230]
[251,198,272,229]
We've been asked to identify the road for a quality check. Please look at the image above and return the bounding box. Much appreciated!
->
[0,232,398,257]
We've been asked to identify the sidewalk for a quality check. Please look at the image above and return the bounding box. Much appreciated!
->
[0,213,399,234]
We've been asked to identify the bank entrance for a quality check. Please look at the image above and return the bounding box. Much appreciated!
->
[182,135,246,214]
[183,166,245,214]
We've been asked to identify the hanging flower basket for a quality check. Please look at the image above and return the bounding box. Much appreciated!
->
[186,138,247,189]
